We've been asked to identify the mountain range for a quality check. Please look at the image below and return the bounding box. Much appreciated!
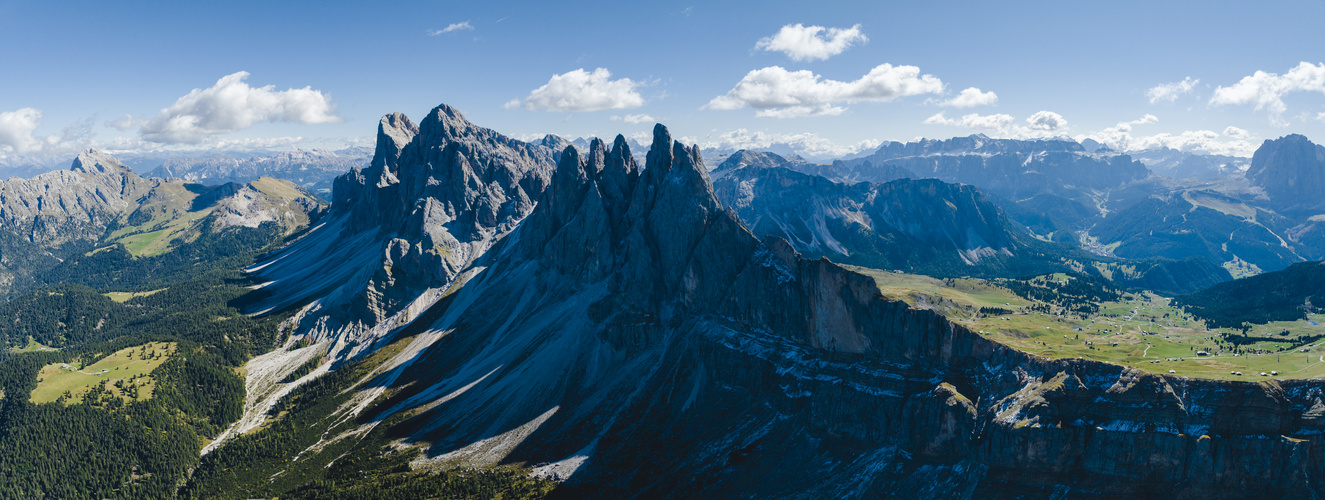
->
[182,105,1325,498]
[6,99,1325,498]
[147,147,373,195]
[0,148,322,298]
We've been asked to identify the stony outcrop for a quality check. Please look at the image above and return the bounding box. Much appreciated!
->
[1247,134,1325,214]
[712,150,1070,277]
[246,104,559,343]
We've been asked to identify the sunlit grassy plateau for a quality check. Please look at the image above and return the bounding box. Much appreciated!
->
[847,266,1325,381]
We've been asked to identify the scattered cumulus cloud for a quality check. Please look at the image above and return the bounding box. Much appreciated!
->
[705,64,944,118]
[140,71,341,144]
[1025,111,1067,132]
[428,21,473,36]
[755,23,867,62]
[1077,114,1257,156]
[941,87,998,108]
[1146,77,1199,104]
[94,134,314,156]
[611,113,655,124]
[105,114,144,131]
[923,110,1068,139]
[923,112,1014,130]
[211,136,306,150]
[1210,62,1325,125]
[512,68,645,112]
[1130,114,1159,125]
[0,108,93,155]
[699,128,880,159]
[0,108,45,154]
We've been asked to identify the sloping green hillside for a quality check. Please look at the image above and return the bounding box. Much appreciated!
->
[1175,260,1325,327]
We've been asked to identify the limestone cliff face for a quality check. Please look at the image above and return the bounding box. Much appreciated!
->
[247,104,558,348]
[1247,134,1325,214]
[711,151,1066,276]
[0,148,154,248]
[307,122,1325,498]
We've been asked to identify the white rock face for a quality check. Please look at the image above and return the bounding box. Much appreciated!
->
[69,148,132,175]
[0,149,152,247]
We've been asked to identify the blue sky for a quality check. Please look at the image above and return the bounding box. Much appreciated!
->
[3,0,1325,160]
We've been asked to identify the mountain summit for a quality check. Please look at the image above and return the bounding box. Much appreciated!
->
[69,148,132,175]
[1247,134,1325,213]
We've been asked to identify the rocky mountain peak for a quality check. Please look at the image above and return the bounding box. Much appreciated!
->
[70,148,131,175]
[369,112,418,172]
[644,123,674,178]
[414,103,477,148]
[713,149,805,174]
[1247,133,1325,213]
[520,122,750,314]
[535,134,575,154]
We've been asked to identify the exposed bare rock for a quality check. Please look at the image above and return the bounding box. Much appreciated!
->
[234,109,1325,499]
[247,104,557,343]
[712,150,1070,277]
[1247,134,1325,214]
[69,148,132,175]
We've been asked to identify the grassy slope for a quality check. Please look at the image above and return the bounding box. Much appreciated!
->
[8,337,57,354]
[849,266,1325,381]
[107,177,318,258]
[108,182,210,257]
[104,288,165,303]
[30,341,176,404]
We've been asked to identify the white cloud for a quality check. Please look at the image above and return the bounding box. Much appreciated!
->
[1224,126,1251,139]
[211,136,306,150]
[0,108,44,154]
[1130,114,1159,125]
[754,23,867,62]
[1211,62,1325,125]
[1078,115,1256,157]
[923,112,1014,130]
[140,71,341,144]
[610,113,655,124]
[1146,77,1198,104]
[923,110,1070,139]
[514,68,645,112]
[105,114,144,131]
[699,128,880,158]
[1025,111,1067,132]
[705,64,944,118]
[428,21,473,36]
[0,108,94,155]
[941,87,998,108]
